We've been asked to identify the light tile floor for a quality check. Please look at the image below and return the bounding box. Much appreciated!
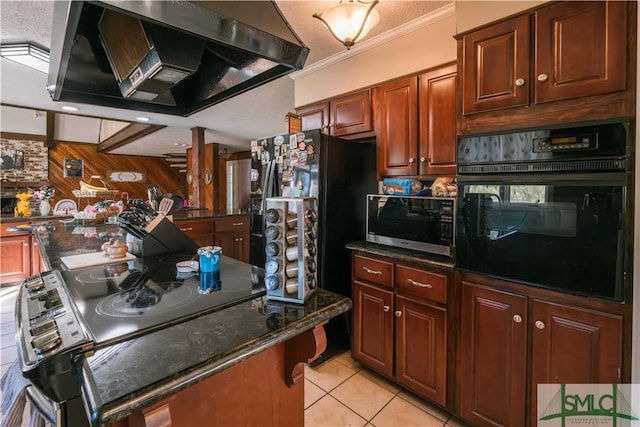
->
[0,284,472,426]
[304,351,471,427]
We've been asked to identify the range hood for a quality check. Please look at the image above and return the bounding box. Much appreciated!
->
[47,1,309,116]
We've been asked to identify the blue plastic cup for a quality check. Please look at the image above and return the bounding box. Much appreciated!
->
[197,246,222,294]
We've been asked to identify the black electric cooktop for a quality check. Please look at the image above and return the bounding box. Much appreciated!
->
[61,253,265,347]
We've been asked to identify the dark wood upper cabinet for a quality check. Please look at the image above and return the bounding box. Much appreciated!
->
[331,90,373,137]
[297,89,373,138]
[457,1,634,134]
[461,14,530,115]
[298,102,330,134]
[419,64,457,176]
[534,1,627,103]
[376,77,419,177]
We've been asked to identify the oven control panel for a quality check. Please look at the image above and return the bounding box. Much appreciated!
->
[16,270,94,368]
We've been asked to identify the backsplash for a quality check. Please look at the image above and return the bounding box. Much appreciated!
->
[0,138,48,182]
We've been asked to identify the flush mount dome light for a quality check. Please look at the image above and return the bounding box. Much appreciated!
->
[0,42,50,73]
[313,0,380,49]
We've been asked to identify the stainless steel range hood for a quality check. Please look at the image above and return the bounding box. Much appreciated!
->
[47,1,309,116]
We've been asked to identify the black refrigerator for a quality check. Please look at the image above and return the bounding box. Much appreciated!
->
[249,129,377,360]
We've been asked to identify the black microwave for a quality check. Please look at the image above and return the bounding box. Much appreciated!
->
[366,194,455,257]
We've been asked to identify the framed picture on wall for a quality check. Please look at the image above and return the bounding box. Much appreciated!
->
[64,159,83,177]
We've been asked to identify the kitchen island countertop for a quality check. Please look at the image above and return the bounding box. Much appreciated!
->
[31,222,351,426]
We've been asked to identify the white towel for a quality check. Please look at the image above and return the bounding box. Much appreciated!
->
[1,359,30,427]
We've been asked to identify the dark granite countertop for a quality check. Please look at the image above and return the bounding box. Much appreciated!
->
[171,209,249,220]
[82,290,350,426]
[31,221,351,426]
[346,241,455,270]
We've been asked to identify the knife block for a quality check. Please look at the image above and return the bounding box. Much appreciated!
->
[126,215,199,257]
[264,197,318,304]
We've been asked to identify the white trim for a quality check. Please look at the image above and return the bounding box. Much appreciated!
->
[290,2,456,80]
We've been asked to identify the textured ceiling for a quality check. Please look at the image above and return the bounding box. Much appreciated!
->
[0,1,452,157]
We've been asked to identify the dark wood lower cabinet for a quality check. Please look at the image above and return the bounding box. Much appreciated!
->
[395,295,447,406]
[351,253,450,409]
[352,281,393,377]
[459,281,528,427]
[459,275,624,427]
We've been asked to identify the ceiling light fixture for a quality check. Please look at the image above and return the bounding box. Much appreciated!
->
[313,0,380,50]
[0,42,50,73]
[136,116,150,122]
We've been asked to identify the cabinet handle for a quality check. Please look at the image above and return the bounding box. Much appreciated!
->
[238,237,243,241]
[233,222,244,226]
[383,305,390,312]
[513,314,522,323]
[362,266,382,275]
[409,158,415,163]
[23,243,28,247]
[395,310,402,317]
[537,74,549,82]
[407,278,432,289]
[234,238,239,242]
[420,157,426,163]
[515,78,526,87]
[180,227,193,232]
[535,320,546,329]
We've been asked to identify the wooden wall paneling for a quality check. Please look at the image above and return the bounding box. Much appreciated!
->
[48,142,185,206]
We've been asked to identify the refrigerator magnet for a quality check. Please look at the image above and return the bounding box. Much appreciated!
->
[290,150,299,166]
[289,135,297,148]
[276,155,283,164]
[299,150,308,165]
[261,150,270,164]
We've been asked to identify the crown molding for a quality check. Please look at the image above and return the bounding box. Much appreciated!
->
[290,2,456,80]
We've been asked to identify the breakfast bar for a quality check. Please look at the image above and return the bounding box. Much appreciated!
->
[20,221,351,426]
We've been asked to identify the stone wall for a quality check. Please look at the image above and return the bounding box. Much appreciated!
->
[0,139,48,182]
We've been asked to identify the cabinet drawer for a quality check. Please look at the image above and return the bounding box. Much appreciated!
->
[396,265,446,304]
[353,255,393,288]
[177,219,213,235]
[214,216,249,233]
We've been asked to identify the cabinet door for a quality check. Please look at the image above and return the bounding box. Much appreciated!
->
[297,102,330,133]
[462,14,530,115]
[237,231,249,263]
[0,235,31,283]
[330,90,373,137]
[376,77,418,177]
[419,64,457,176]
[214,232,239,260]
[459,281,527,427]
[395,295,447,406]
[352,281,394,377]
[530,299,623,426]
[534,1,626,103]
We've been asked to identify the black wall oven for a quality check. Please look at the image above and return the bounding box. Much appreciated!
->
[456,121,633,302]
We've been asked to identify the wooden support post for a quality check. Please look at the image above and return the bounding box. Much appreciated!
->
[190,127,205,208]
